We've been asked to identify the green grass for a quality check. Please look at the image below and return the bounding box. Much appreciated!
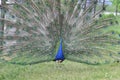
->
[0,60,120,80]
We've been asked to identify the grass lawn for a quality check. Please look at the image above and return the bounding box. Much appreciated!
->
[0,60,120,80]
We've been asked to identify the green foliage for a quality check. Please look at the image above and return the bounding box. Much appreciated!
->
[110,0,120,5]
[110,0,120,12]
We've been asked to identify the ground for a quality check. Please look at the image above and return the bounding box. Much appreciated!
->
[0,60,120,80]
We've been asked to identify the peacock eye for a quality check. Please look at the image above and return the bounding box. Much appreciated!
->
[64,0,67,5]
[103,7,106,11]
[99,14,102,17]
[94,1,97,4]
[71,0,74,3]
[119,34,120,37]
[0,0,119,65]
[118,41,120,44]
[112,31,114,34]
[38,1,41,4]
[8,25,13,29]
[11,15,15,18]
[110,21,113,25]
[115,21,119,24]
[0,41,5,45]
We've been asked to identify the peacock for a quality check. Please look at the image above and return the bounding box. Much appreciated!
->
[0,0,120,65]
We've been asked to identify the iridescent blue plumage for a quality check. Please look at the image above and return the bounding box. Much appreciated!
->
[54,39,65,61]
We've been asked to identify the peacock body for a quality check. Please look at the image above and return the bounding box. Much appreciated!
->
[0,0,120,65]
